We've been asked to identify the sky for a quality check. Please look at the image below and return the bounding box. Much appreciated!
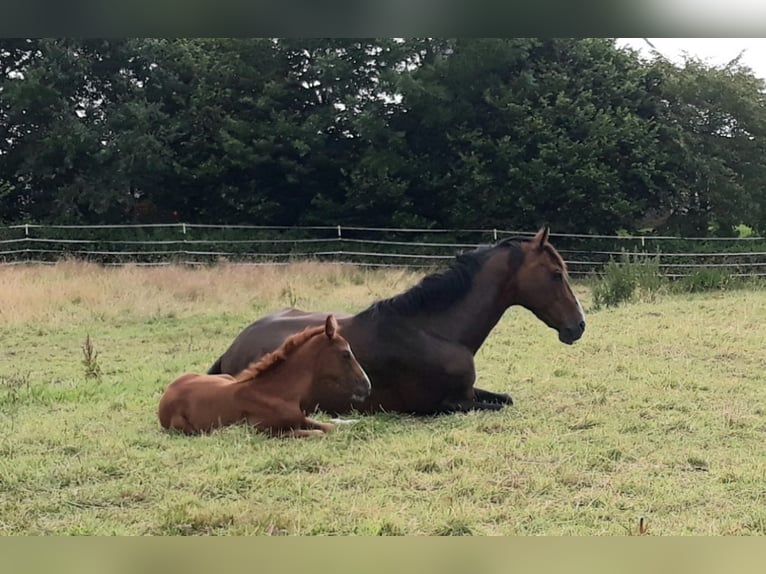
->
[618,38,766,80]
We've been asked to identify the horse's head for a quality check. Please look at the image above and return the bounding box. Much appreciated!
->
[311,315,371,405]
[498,227,586,345]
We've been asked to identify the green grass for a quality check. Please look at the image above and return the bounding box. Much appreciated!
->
[1,264,766,535]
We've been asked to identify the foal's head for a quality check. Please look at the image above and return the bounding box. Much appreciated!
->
[497,227,586,344]
[309,315,371,405]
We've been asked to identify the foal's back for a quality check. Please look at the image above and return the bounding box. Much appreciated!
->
[158,373,241,434]
[158,370,309,435]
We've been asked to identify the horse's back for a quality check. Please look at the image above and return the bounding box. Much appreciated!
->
[212,308,351,375]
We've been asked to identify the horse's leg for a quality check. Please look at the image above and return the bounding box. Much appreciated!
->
[436,398,505,414]
[303,418,336,433]
[473,387,514,406]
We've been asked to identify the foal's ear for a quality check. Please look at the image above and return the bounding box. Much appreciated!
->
[533,226,550,250]
[325,315,338,339]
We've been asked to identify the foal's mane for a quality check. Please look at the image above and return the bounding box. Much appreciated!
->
[234,325,325,383]
[359,238,531,317]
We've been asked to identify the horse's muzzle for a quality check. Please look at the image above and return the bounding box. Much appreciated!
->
[350,374,372,403]
[558,320,585,345]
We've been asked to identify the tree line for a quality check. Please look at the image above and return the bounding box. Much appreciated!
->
[1,38,765,236]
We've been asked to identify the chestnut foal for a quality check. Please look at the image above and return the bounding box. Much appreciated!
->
[158,315,370,437]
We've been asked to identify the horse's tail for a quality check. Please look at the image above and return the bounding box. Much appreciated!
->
[207,356,223,375]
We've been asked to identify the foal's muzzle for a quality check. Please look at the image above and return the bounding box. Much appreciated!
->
[558,319,586,345]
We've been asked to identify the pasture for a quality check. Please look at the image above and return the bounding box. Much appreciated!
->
[1,261,765,535]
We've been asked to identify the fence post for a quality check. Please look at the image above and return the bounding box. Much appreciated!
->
[25,223,29,237]
[337,225,342,238]
[182,223,187,235]
[493,228,497,242]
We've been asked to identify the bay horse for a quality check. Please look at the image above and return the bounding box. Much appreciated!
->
[158,315,371,437]
[207,227,585,415]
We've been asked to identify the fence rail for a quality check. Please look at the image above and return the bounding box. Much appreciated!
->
[1,223,765,278]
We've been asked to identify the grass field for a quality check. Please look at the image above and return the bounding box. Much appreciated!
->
[1,261,765,535]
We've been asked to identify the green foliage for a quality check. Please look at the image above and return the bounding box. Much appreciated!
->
[592,253,664,309]
[672,269,734,294]
[735,224,755,238]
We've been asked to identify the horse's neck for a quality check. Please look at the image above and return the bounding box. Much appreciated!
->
[395,274,508,354]
[437,279,507,352]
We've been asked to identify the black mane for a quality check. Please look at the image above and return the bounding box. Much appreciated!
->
[359,238,528,317]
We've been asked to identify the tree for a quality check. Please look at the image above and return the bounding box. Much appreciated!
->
[0,39,161,223]
[653,56,766,235]
[387,38,668,233]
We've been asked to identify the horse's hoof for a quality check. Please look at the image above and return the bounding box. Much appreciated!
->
[491,393,514,405]
[476,401,504,411]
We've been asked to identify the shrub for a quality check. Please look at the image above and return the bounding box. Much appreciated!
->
[592,252,664,309]
[672,268,734,293]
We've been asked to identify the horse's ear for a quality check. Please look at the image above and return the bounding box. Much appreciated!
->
[325,315,337,339]
[533,226,550,250]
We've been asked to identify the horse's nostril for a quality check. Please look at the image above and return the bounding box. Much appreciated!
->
[579,320,586,331]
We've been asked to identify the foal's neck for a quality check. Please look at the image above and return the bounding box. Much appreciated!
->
[239,354,313,403]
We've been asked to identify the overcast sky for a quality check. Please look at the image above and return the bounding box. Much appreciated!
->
[618,38,766,80]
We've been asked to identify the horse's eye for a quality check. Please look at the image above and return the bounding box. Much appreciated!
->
[341,350,352,360]
[552,271,564,282]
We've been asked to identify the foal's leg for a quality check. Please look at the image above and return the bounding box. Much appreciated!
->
[303,417,336,433]
[281,428,325,438]
[169,413,198,434]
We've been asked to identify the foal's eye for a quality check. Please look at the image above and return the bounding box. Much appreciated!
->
[341,350,352,360]
[552,271,564,282]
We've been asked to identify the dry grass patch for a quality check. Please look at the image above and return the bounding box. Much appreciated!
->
[0,260,422,325]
